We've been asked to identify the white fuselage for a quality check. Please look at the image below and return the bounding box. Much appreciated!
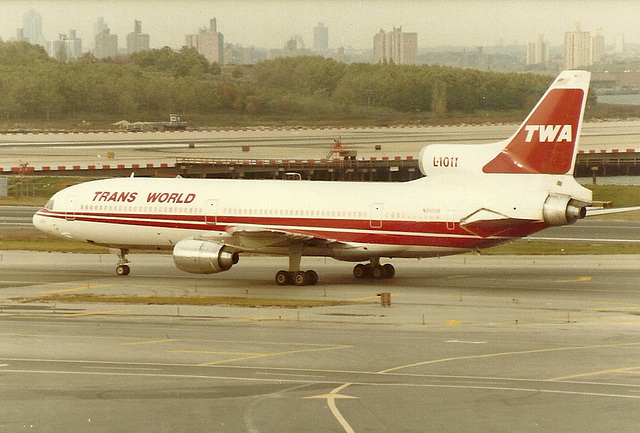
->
[32,172,589,262]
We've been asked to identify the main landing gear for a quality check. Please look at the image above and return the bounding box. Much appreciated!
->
[115,248,130,276]
[275,269,318,286]
[275,244,318,286]
[353,258,395,280]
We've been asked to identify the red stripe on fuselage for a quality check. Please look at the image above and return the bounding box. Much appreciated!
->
[36,210,545,249]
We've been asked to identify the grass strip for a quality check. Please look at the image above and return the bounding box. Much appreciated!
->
[0,232,110,253]
[13,294,350,309]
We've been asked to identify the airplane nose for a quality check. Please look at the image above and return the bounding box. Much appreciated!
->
[32,210,44,228]
[32,209,51,234]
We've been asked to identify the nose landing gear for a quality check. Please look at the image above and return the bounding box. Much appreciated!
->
[115,248,130,276]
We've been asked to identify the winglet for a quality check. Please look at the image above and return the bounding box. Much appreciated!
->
[483,71,590,175]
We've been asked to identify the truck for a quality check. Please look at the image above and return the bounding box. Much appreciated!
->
[118,114,187,132]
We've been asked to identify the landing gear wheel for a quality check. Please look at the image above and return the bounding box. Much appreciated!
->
[275,270,291,286]
[293,271,308,286]
[353,262,395,280]
[275,269,318,286]
[383,264,395,279]
[305,270,318,286]
[372,265,386,279]
[115,248,130,276]
[116,264,130,276]
[353,264,368,279]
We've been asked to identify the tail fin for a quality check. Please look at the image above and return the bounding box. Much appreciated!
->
[483,70,590,175]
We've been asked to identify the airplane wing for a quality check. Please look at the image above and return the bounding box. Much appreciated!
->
[585,206,640,217]
[197,224,342,251]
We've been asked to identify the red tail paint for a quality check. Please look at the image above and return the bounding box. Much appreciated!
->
[483,77,587,175]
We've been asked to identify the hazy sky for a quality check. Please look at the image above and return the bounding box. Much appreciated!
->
[1,0,640,50]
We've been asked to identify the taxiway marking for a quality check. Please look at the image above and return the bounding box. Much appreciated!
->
[306,383,358,433]
[546,366,640,382]
[120,339,177,346]
[377,342,640,374]
[555,276,592,283]
[170,350,266,356]
[197,344,351,366]
[40,283,111,294]
[62,309,130,317]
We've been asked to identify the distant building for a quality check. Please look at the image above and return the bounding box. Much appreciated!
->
[291,35,306,50]
[127,20,150,54]
[313,22,329,51]
[564,22,591,69]
[21,9,45,46]
[526,34,549,66]
[185,18,224,65]
[95,29,118,59]
[268,37,312,59]
[49,30,82,62]
[94,17,108,39]
[94,17,118,59]
[224,43,267,65]
[373,27,417,65]
[591,29,605,64]
[285,38,298,51]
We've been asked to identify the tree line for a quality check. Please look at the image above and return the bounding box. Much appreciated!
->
[0,41,559,124]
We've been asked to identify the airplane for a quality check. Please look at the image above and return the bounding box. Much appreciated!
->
[34,70,598,286]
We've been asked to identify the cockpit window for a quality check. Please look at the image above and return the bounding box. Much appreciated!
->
[45,200,54,210]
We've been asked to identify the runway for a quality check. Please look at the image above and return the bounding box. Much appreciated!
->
[3,120,640,170]
[1,252,640,432]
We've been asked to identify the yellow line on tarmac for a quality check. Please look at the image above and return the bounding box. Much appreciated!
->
[62,309,130,317]
[378,342,640,374]
[198,345,351,366]
[347,295,380,301]
[120,339,177,346]
[41,284,111,294]
[546,366,640,382]
[170,350,266,356]
[555,276,592,283]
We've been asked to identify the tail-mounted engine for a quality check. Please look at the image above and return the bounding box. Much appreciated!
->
[542,194,587,226]
[173,239,239,274]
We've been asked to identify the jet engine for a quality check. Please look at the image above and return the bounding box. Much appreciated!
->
[173,239,239,274]
[542,194,587,226]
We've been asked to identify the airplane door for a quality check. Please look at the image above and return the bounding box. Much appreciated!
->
[65,196,77,221]
[205,199,218,225]
[370,203,383,228]
[446,210,455,230]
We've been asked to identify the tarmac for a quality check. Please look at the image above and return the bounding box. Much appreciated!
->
[1,251,640,432]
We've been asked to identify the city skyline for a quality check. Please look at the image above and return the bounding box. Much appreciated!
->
[2,0,640,52]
